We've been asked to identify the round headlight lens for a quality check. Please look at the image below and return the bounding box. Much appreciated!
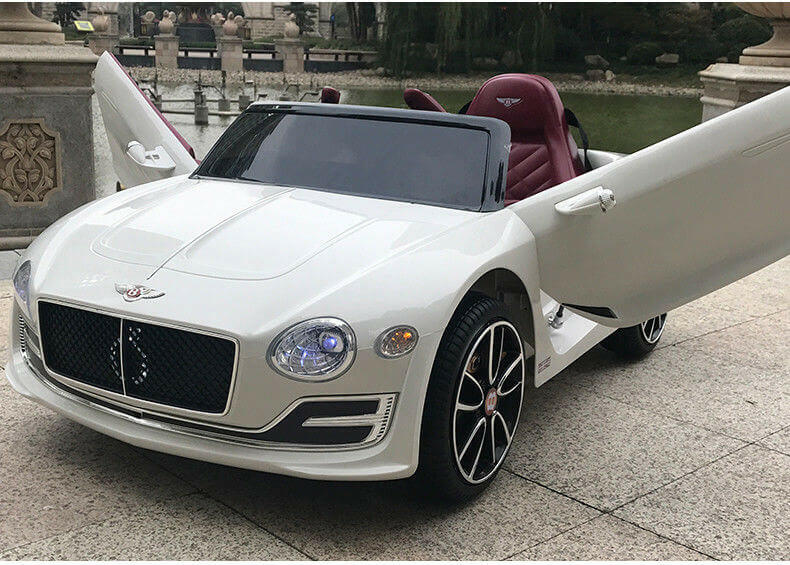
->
[269,318,356,381]
[13,260,31,310]
[376,326,419,358]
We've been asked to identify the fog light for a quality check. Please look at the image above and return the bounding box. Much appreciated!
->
[375,326,418,358]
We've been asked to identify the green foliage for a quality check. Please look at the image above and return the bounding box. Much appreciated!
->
[626,42,663,65]
[372,2,777,74]
[120,36,155,46]
[52,2,83,27]
[716,15,772,61]
[552,26,582,63]
[284,2,318,35]
[346,3,376,43]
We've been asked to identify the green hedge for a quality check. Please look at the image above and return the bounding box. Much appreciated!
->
[626,42,663,65]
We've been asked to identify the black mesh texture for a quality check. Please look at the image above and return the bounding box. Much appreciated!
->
[39,301,123,392]
[122,319,236,413]
[38,301,236,413]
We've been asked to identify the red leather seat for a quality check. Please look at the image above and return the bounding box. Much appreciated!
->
[320,87,341,104]
[404,88,447,112]
[466,74,584,204]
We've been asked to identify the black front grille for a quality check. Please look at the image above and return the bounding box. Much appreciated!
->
[38,301,236,413]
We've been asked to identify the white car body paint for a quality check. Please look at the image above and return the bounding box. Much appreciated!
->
[6,53,789,480]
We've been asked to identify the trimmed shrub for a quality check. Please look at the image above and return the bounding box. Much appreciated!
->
[716,15,772,47]
[553,26,583,63]
[716,15,772,62]
[626,41,663,65]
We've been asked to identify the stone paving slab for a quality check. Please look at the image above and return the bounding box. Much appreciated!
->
[758,425,790,456]
[140,454,599,560]
[510,514,708,560]
[0,257,786,559]
[614,445,790,560]
[0,493,308,560]
[680,309,789,377]
[505,375,745,511]
[0,381,196,552]
[567,338,788,442]
[657,258,788,349]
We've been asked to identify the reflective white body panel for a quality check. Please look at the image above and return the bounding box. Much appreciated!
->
[6,55,789,480]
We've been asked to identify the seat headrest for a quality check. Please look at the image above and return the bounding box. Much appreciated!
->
[466,74,566,134]
[403,88,447,112]
[320,87,341,104]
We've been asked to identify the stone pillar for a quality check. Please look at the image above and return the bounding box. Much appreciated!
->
[699,64,790,121]
[87,34,115,55]
[275,38,302,73]
[0,2,98,249]
[275,15,303,74]
[154,34,178,68]
[219,36,243,72]
[242,2,276,40]
[700,3,790,121]
[117,2,133,37]
[87,10,116,56]
[317,2,332,38]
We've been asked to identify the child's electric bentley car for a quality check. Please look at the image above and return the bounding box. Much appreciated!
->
[6,53,788,500]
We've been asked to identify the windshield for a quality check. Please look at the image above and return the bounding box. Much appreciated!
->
[194,110,491,210]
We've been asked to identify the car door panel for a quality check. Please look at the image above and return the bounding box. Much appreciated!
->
[94,52,197,188]
[512,86,790,327]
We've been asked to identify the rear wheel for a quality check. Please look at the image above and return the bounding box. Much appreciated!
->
[416,294,526,502]
[601,313,667,359]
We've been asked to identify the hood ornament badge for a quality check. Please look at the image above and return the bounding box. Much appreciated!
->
[115,283,165,302]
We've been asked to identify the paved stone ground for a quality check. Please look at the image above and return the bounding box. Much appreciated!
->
[0,257,786,560]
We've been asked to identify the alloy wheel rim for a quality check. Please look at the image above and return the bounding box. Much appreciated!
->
[640,314,667,344]
[452,320,524,484]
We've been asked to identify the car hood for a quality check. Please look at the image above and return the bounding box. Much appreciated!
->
[90,177,479,280]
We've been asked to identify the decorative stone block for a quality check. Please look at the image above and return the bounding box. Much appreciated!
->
[0,118,62,205]
[0,42,97,249]
[275,38,304,74]
[154,34,178,68]
[699,62,790,121]
[87,33,117,55]
[219,36,243,73]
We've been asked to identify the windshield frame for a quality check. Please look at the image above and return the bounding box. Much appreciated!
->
[192,102,511,212]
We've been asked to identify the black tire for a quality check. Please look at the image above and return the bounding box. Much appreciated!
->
[601,313,667,360]
[415,293,526,502]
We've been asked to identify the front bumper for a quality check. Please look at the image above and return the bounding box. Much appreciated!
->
[6,307,442,481]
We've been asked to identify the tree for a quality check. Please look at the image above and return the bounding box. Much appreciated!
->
[346,2,376,43]
[52,2,84,27]
[284,2,318,35]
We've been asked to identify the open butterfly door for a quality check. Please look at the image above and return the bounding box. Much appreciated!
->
[94,52,197,188]
[512,86,790,327]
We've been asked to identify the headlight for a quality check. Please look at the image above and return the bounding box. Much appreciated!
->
[13,260,31,311]
[269,318,356,381]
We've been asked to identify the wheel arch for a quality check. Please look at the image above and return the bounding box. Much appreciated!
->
[463,268,536,378]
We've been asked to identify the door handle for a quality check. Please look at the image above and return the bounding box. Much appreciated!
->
[125,141,176,172]
[555,186,616,216]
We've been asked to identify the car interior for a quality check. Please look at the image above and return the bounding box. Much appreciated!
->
[402,74,587,204]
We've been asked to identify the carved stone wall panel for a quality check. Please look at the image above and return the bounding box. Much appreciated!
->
[0,118,62,206]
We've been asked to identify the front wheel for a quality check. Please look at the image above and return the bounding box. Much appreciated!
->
[416,294,526,502]
[601,313,667,359]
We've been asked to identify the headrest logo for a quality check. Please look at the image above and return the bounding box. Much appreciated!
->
[496,97,522,108]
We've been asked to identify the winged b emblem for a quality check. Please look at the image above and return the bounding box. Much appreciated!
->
[115,283,165,302]
[496,97,522,108]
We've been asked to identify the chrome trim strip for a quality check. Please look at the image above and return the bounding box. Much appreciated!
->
[301,394,396,445]
[119,319,127,396]
[34,296,240,419]
[302,415,387,427]
[21,346,397,451]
